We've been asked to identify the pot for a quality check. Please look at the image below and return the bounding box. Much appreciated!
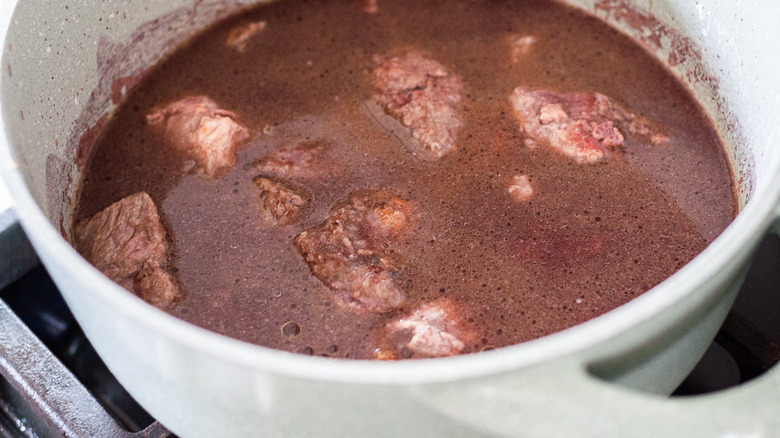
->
[1,1,779,436]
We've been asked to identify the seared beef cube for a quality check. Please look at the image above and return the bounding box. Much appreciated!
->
[382,300,472,358]
[354,0,379,13]
[294,191,411,313]
[75,192,168,283]
[252,139,330,179]
[134,260,181,307]
[372,53,463,159]
[508,35,537,63]
[146,96,250,177]
[304,256,402,313]
[509,86,665,164]
[365,0,379,13]
[75,192,181,307]
[508,175,534,201]
[226,20,267,52]
[253,176,310,226]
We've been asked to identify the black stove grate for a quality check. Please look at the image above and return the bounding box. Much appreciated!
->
[1,268,159,434]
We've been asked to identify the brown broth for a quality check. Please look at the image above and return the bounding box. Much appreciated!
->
[75,0,736,359]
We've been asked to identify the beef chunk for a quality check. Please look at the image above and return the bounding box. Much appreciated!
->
[508,35,537,63]
[372,52,463,159]
[252,139,330,179]
[253,176,310,226]
[508,175,534,201]
[75,192,181,307]
[381,300,472,359]
[509,86,666,164]
[226,20,267,51]
[134,260,181,307]
[294,191,411,313]
[361,0,378,13]
[146,96,250,177]
[75,192,167,282]
[349,0,378,13]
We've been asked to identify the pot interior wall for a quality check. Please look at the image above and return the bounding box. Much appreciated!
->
[1,0,776,236]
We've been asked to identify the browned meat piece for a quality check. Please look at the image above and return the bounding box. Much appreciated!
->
[253,176,310,226]
[508,35,537,63]
[349,0,378,13]
[372,52,463,159]
[75,192,167,282]
[75,192,181,307]
[146,96,251,177]
[134,260,181,307]
[508,175,534,201]
[252,139,330,179]
[226,20,267,51]
[294,191,412,313]
[509,86,666,164]
[362,0,378,13]
[381,300,473,359]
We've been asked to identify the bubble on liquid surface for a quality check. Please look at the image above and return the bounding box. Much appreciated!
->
[297,346,314,355]
[282,321,301,337]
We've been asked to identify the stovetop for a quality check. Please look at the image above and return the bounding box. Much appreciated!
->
[0,202,778,437]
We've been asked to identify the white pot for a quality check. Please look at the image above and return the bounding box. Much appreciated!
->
[1,1,778,436]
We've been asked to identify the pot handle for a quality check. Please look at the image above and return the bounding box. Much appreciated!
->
[421,215,780,437]
[426,358,780,437]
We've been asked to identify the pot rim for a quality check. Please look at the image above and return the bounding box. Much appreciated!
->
[3,123,778,385]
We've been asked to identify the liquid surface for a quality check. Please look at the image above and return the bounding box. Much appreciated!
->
[76,0,736,359]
